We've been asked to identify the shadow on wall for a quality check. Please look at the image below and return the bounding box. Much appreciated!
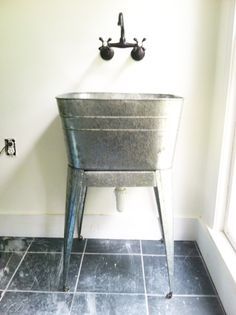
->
[0,117,67,214]
[73,55,106,90]
[0,54,137,217]
[72,54,136,91]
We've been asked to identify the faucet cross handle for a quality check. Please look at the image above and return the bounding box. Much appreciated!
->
[99,37,105,47]
[99,37,112,48]
[133,38,138,45]
[133,37,146,48]
[141,38,146,47]
[107,38,112,46]
[99,37,114,60]
[131,37,146,61]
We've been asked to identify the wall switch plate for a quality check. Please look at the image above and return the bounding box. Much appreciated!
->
[5,139,16,156]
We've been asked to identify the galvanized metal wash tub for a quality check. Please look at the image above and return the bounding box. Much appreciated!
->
[56,92,183,298]
[57,93,183,170]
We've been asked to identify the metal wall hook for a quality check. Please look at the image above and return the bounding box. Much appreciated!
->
[99,13,146,61]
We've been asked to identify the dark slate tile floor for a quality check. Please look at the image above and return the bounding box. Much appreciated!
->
[0,237,226,315]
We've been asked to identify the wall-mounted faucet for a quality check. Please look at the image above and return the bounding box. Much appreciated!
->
[99,12,146,61]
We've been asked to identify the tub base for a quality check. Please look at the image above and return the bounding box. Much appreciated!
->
[63,166,174,298]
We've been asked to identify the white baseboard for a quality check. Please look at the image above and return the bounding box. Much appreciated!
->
[197,219,236,315]
[0,213,197,240]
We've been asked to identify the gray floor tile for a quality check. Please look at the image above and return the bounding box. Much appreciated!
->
[0,253,23,290]
[141,240,165,255]
[174,256,215,295]
[86,239,140,254]
[141,240,199,256]
[72,238,86,253]
[0,238,226,315]
[29,238,64,253]
[0,237,32,252]
[148,296,225,315]
[174,241,199,256]
[143,256,215,295]
[77,254,144,293]
[0,291,73,315]
[143,256,168,295]
[29,238,85,253]
[71,293,147,315]
[8,253,81,292]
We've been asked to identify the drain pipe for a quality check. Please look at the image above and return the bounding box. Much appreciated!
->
[114,187,126,212]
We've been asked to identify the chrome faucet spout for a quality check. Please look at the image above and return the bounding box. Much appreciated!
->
[118,12,125,43]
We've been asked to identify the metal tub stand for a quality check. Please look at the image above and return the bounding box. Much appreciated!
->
[63,168,174,299]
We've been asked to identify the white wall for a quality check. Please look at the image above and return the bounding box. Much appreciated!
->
[0,0,221,236]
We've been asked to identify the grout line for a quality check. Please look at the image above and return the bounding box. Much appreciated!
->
[170,294,218,298]
[216,296,227,315]
[148,294,218,298]
[83,252,142,256]
[23,251,201,257]
[140,240,149,315]
[142,254,200,257]
[5,289,73,295]
[69,239,88,314]
[195,242,227,315]
[26,251,84,255]
[76,291,147,296]
[1,254,15,278]
[0,251,200,257]
[194,241,201,256]
[3,289,219,298]
[5,289,145,296]
[71,251,86,255]
[195,242,219,296]
[24,251,201,258]
[26,251,141,256]
[0,238,34,302]
[0,250,33,254]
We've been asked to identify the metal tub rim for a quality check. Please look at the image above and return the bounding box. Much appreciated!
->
[56,92,183,101]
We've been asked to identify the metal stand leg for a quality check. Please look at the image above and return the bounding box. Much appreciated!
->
[77,186,87,240]
[63,166,86,291]
[155,169,174,299]
[154,186,165,242]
